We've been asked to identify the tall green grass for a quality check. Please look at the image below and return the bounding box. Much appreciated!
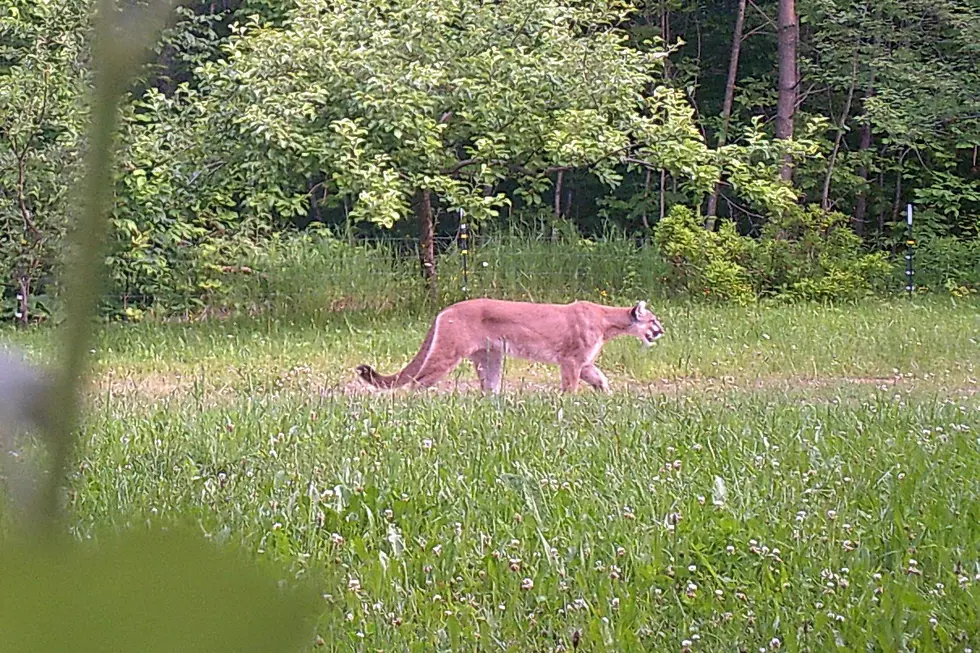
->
[204,225,980,328]
[216,229,669,319]
[65,385,980,651]
[4,227,979,651]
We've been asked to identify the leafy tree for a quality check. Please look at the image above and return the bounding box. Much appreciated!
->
[189,0,730,297]
[798,0,980,238]
[0,0,90,323]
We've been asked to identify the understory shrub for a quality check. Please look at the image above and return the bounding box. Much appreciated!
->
[655,205,757,303]
[655,204,892,302]
[910,236,980,296]
[754,205,892,301]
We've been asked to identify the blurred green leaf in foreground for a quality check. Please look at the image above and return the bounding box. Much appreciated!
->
[0,529,319,652]
[0,1,322,650]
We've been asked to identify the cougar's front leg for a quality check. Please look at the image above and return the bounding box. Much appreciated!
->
[580,364,611,394]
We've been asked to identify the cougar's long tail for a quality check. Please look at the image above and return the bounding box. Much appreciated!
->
[356,316,440,389]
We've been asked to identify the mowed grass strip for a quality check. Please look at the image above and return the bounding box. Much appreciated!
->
[6,297,978,397]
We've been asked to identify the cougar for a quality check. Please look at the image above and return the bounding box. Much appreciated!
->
[356,298,664,393]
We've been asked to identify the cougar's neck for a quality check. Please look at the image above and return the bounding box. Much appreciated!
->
[600,305,636,341]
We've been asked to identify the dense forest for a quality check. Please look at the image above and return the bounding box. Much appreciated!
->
[2,0,979,320]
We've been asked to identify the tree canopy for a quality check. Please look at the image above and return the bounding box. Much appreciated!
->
[2,0,979,319]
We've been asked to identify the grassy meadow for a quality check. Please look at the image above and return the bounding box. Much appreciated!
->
[3,293,979,652]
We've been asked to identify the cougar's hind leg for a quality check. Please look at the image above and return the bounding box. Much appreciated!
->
[580,364,612,394]
[469,349,493,392]
[413,356,463,388]
[470,347,505,393]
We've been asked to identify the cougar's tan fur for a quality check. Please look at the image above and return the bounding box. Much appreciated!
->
[356,298,664,394]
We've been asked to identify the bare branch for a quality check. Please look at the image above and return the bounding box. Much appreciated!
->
[746,0,778,30]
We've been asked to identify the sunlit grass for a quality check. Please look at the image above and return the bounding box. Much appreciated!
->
[4,297,978,650]
[6,296,978,395]
[66,384,979,651]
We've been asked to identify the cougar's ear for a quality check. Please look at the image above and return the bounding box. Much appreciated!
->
[630,300,647,321]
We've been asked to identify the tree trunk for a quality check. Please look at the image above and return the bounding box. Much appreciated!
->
[17,276,29,327]
[705,0,747,228]
[659,168,667,222]
[876,170,886,235]
[554,169,563,220]
[414,188,438,303]
[853,85,875,235]
[820,52,859,212]
[776,0,798,182]
[551,169,564,241]
[641,167,651,230]
[852,119,872,235]
[890,150,909,234]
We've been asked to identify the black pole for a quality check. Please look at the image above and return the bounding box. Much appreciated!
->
[905,203,914,299]
[459,211,469,299]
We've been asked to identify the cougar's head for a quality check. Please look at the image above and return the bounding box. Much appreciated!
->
[630,300,664,346]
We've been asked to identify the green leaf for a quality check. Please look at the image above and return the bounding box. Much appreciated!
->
[0,528,319,653]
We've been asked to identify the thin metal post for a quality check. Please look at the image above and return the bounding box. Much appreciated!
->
[905,203,914,298]
[459,211,469,298]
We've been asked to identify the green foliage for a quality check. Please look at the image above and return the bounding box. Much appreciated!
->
[107,87,245,319]
[0,3,322,651]
[715,116,820,214]
[5,0,980,321]
[656,204,893,303]
[0,0,90,323]
[0,529,318,652]
[59,388,980,651]
[755,205,892,301]
[911,171,980,239]
[911,236,980,295]
[7,300,980,651]
[189,0,726,228]
[655,205,757,303]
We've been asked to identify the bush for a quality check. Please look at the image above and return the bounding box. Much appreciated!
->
[655,204,893,303]
[911,236,980,296]
[655,205,757,303]
[753,205,892,301]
